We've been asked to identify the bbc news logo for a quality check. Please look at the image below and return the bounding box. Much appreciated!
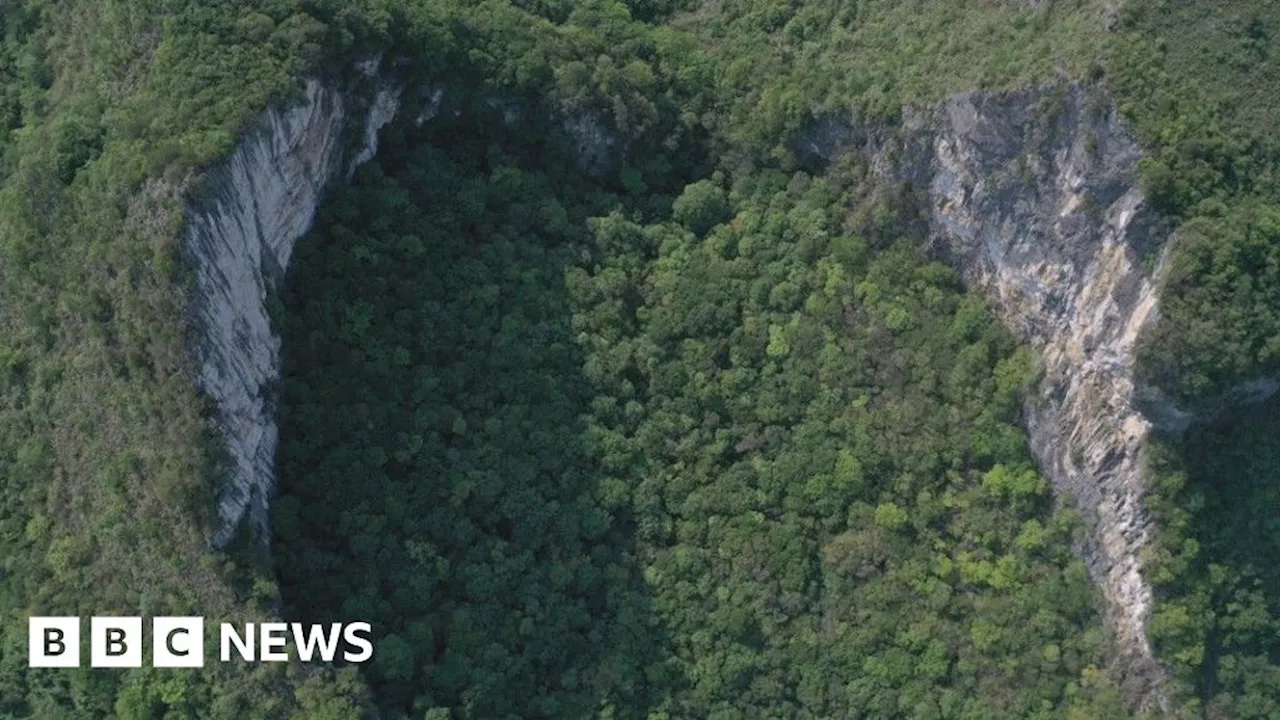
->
[28,617,373,668]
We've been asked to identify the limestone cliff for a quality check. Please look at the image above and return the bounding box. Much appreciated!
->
[184,76,404,548]
[181,70,612,550]
[803,85,1172,709]
[184,60,1224,711]
[903,87,1169,709]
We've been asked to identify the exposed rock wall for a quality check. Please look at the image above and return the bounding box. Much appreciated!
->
[910,88,1168,709]
[182,71,601,550]
[804,85,1171,710]
[906,87,1170,709]
[184,62,1191,709]
[904,87,1171,710]
[184,77,403,548]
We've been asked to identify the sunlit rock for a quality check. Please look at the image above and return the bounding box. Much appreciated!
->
[804,84,1173,710]
[184,76,402,548]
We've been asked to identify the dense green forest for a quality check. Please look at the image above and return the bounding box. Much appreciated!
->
[1142,399,1280,719]
[0,0,1279,717]
[273,114,1125,717]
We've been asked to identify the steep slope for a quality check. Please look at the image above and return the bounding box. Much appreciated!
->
[184,70,404,547]
[903,86,1169,708]
[181,68,1169,711]
[4,0,1278,715]
[803,84,1172,708]
[802,80,1280,711]
[183,68,622,548]
[270,115,1128,717]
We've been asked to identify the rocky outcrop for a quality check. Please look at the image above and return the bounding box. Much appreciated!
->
[184,75,406,548]
[916,87,1171,709]
[803,85,1172,710]
[183,56,1184,708]
[562,110,621,179]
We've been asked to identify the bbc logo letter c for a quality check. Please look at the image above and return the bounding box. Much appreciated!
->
[153,617,204,668]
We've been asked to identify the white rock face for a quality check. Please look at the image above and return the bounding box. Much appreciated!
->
[801,85,1175,709]
[910,88,1170,710]
[897,91,1280,712]
[187,71,1278,711]
[351,87,401,173]
[185,78,401,548]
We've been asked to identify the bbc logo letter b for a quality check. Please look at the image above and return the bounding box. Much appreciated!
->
[92,617,143,668]
[29,617,79,667]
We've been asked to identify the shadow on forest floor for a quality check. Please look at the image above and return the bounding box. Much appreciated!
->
[1150,391,1280,706]
[269,111,675,718]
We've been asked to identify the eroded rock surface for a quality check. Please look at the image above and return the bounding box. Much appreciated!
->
[185,77,402,548]
[907,87,1170,710]
[183,71,607,550]
[805,85,1172,709]
[185,61,1192,709]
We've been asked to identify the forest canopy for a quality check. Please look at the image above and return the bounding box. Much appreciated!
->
[272,119,1122,717]
[0,0,1277,718]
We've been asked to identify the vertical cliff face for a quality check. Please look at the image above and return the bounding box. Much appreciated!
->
[902,87,1170,709]
[181,71,608,550]
[805,85,1171,709]
[184,77,403,548]
[184,62,1187,708]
